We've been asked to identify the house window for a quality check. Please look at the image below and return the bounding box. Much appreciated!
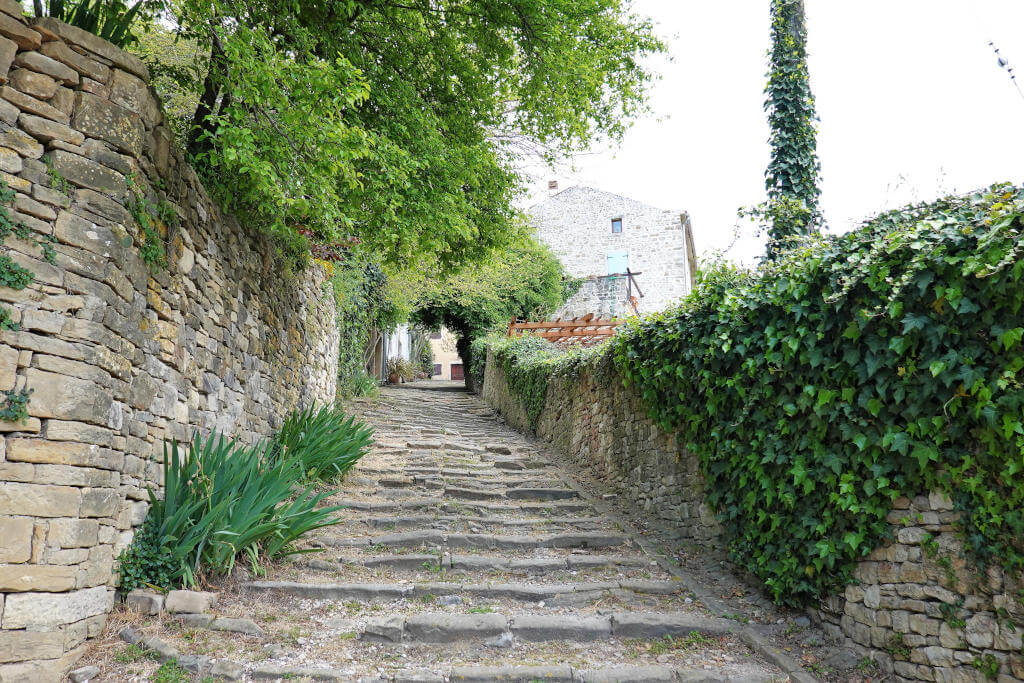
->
[611,217,623,234]
[433,363,441,376]
[430,331,442,340]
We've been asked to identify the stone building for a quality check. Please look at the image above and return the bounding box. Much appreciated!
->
[529,185,697,318]
[428,327,463,381]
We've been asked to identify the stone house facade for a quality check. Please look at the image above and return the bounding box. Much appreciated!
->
[529,186,697,318]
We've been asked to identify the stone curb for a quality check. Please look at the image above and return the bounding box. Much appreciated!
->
[118,627,243,680]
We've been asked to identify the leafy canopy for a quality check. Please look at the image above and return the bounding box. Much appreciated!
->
[130,0,663,267]
[413,236,572,381]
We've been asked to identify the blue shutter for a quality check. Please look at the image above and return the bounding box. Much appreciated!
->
[606,251,629,275]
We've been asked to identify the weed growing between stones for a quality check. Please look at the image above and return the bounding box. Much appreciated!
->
[125,171,175,270]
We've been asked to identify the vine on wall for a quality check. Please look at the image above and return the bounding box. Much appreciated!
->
[613,184,1024,604]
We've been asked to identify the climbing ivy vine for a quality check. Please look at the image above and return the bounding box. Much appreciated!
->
[613,184,1024,604]
[760,0,821,247]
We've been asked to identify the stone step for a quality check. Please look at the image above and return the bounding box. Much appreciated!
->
[243,579,684,602]
[313,552,653,573]
[318,531,627,551]
[251,663,758,682]
[354,514,608,531]
[358,611,735,644]
[444,486,579,501]
[335,499,594,514]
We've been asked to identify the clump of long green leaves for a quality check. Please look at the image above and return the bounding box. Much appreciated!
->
[273,406,373,483]
[118,432,342,591]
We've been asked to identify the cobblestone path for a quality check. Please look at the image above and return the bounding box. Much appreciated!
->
[87,382,826,682]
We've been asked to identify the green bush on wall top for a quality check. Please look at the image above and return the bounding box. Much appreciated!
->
[612,184,1024,605]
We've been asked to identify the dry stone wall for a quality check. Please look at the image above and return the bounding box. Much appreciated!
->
[482,349,721,544]
[482,350,1024,683]
[0,11,338,681]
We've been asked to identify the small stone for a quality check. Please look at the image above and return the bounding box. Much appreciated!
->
[793,615,810,628]
[437,595,463,606]
[209,617,263,636]
[125,588,164,615]
[210,660,244,681]
[68,665,100,682]
[119,625,142,644]
[165,589,217,614]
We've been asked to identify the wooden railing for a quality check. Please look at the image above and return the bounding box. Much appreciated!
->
[507,313,624,347]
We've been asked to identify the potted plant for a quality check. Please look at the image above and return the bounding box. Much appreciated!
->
[385,358,401,384]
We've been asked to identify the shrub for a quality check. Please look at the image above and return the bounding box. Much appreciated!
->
[613,184,1024,604]
[272,406,373,483]
[118,432,343,591]
[488,334,604,430]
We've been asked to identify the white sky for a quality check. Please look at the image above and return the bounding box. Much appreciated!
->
[524,0,1024,264]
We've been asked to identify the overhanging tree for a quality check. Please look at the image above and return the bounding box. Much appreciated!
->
[763,0,821,248]
[123,0,663,269]
[412,237,571,388]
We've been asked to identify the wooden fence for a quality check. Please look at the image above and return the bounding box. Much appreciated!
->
[507,314,624,347]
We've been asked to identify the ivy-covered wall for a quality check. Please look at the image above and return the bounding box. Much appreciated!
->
[0,14,337,680]
[482,345,721,544]
[483,185,1024,682]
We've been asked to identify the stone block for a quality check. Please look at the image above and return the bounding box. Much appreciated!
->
[19,112,84,145]
[9,68,57,100]
[0,629,64,662]
[72,90,144,156]
[0,145,19,173]
[0,481,80,517]
[511,614,611,641]
[0,517,34,562]
[48,518,100,547]
[0,563,76,591]
[964,613,995,648]
[0,13,41,50]
[0,36,14,82]
[14,50,79,85]
[0,121,43,158]
[22,368,114,425]
[38,40,110,83]
[165,590,218,614]
[125,588,163,615]
[0,342,16,390]
[2,585,112,628]
[46,149,126,199]
[404,613,507,642]
[32,17,148,81]
[109,69,159,128]
[7,438,119,470]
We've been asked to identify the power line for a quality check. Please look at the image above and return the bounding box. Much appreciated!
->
[969,4,1024,103]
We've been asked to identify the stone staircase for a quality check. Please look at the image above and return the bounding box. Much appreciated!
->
[82,382,808,682]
